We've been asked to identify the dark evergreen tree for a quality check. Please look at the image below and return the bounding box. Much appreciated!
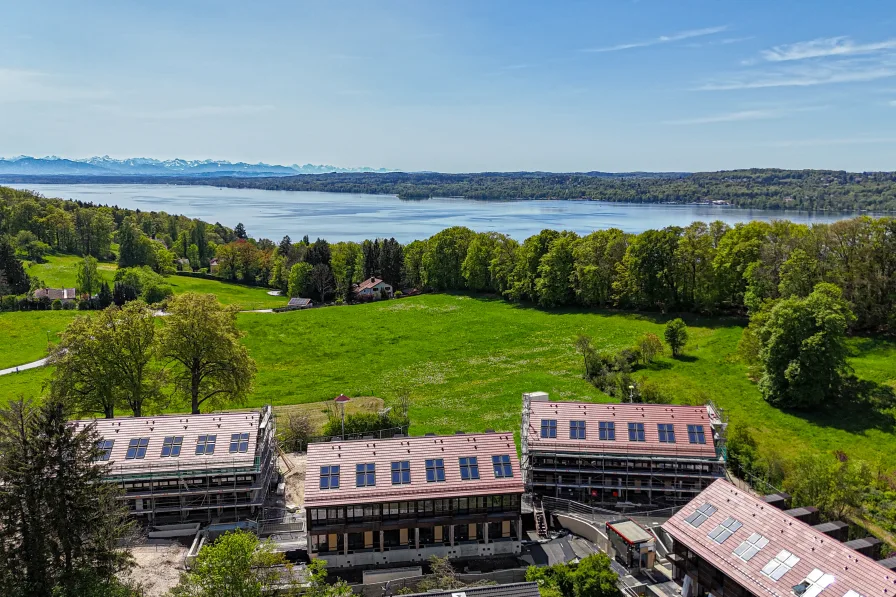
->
[97,282,113,309]
[278,235,292,257]
[112,282,138,306]
[0,398,133,596]
[305,238,331,267]
[234,222,247,239]
[0,237,30,294]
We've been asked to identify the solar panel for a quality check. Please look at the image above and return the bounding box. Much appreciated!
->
[599,421,615,440]
[426,458,446,482]
[684,503,717,527]
[391,461,411,485]
[161,436,183,457]
[96,439,114,461]
[320,465,340,489]
[708,516,743,544]
[356,463,375,487]
[229,433,249,453]
[459,457,480,480]
[126,438,149,460]
[492,455,513,478]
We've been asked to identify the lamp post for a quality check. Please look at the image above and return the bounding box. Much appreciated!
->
[628,384,635,403]
[334,394,351,439]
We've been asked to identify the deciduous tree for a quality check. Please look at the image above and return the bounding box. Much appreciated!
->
[664,318,688,357]
[75,256,102,296]
[158,293,256,414]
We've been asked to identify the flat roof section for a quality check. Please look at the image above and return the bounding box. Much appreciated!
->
[527,402,718,459]
[72,410,264,476]
[662,479,894,597]
[305,433,525,507]
[608,520,654,545]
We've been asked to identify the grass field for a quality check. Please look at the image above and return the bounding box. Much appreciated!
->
[235,294,896,468]
[26,254,117,288]
[25,253,287,310]
[0,311,80,369]
[3,292,894,470]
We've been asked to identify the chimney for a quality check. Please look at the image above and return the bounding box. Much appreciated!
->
[812,521,849,542]
[762,492,791,510]
[784,507,820,525]
[842,537,881,559]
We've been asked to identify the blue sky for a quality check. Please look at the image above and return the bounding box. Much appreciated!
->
[2,0,895,172]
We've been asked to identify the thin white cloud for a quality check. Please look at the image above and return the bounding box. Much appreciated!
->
[890,100,896,106]
[134,105,275,119]
[762,137,896,147]
[582,25,727,53]
[664,109,780,125]
[762,36,896,62]
[0,68,111,103]
[698,59,896,90]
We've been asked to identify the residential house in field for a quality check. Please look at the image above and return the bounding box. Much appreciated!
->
[304,432,525,569]
[72,406,277,524]
[353,277,393,300]
[662,479,894,597]
[521,392,727,508]
[33,287,78,302]
[208,258,219,274]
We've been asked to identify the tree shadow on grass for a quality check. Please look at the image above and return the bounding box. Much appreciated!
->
[794,401,895,435]
[452,292,748,330]
[673,355,699,363]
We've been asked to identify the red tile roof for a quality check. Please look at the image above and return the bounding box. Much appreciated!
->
[72,410,265,476]
[355,277,388,292]
[662,479,895,597]
[526,401,719,459]
[305,433,524,507]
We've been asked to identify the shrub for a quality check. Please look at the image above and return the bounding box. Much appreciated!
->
[636,332,663,363]
[394,290,403,298]
[664,318,689,357]
[51,299,63,310]
[281,411,315,452]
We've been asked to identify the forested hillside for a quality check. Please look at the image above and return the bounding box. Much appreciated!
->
[4,168,896,210]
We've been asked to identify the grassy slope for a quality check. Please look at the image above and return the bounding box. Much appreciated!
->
[0,311,80,369]
[26,253,286,310]
[237,294,896,468]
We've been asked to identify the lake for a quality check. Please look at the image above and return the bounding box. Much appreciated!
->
[10,183,862,243]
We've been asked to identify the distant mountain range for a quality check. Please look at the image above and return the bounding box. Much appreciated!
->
[0,155,392,177]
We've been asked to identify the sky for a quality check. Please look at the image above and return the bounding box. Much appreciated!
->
[2,0,896,172]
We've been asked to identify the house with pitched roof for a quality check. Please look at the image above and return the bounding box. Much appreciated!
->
[33,287,78,302]
[353,277,393,300]
[521,392,727,508]
[662,479,895,597]
[304,432,524,568]
[72,406,277,524]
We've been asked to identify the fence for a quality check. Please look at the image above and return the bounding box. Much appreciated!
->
[538,496,683,528]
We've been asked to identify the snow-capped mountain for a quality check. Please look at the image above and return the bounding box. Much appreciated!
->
[0,156,391,177]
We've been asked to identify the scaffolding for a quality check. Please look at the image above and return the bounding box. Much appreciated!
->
[102,406,278,525]
[521,394,728,509]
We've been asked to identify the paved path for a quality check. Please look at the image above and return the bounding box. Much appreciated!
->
[0,357,49,377]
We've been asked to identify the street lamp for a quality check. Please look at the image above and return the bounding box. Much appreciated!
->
[334,394,351,439]
[628,384,635,403]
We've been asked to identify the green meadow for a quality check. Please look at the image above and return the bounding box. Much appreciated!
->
[3,288,895,469]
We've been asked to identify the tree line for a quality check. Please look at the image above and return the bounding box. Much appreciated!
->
[8,168,896,210]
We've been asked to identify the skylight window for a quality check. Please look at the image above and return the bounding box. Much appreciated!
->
[320,465,340,489]
[628,422,645,442]
[795,569,836,597]
[97,439,114,461]
[843,591,864,597]
[161,436,183,457]
[195,435,217,455]
[459,457,480,480]
[493,455,513,478]
[426,458,446,482]
[599,421,615,440]
[391,460,411,485]
[658,423,676,443]
[684,503,717,528]
[570,420,586,439]
[761,550,800,581]
[733,533,769,561]
[541,419,557,438]
[356,463,375,487]
[708,516,743,544]
[687,424,706,444]
[229,433,249,453]
[126,438,149,460]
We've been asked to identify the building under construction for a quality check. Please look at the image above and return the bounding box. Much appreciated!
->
[521,392,727,508]
[72,406,277,524]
